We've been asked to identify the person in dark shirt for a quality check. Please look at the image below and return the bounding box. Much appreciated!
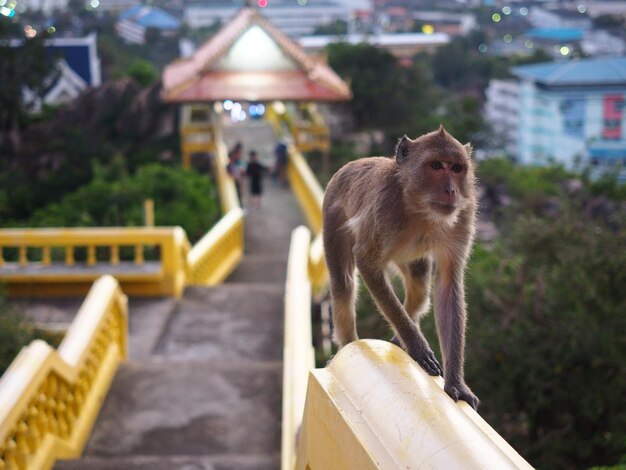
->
[245,150,268,208]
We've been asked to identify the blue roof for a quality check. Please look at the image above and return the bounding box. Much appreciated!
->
[52,44,92,84]
[525,28,584,42]
[511,58,626,87]
[120,5,181,30]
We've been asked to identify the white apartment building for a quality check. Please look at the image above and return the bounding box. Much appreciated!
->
[485,58,626,174]
[184,1,352,37]
[484,79,520,157]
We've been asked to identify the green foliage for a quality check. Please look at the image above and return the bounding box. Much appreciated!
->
[313,20,348,35]
[466,204,626,469]
[0,291,61,377]
[479,157,575,211]
[29,164,220,242]
[429,34,509,91]
[0,22,59,132]
[125,59,159,87]
[326,42,413,130]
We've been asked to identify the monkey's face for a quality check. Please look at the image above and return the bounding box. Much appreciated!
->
[422,153,472,213]
[396,128,476,221]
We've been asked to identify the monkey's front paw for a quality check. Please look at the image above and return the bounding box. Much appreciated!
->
[444,382,479,410]
[410,349,443,377]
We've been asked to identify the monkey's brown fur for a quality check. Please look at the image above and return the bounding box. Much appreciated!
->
[322,126,479,409]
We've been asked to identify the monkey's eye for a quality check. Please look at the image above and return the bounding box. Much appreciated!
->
[431,161,443,170]
[451,164,464,173]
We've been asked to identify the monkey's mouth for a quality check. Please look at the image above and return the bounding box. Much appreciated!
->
[430,201,458,214]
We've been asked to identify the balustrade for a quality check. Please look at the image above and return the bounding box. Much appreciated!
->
[0,276,127,470]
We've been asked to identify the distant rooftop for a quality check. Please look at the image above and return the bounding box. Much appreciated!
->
[299,32,449,49]
[120,5,181,29]
[525,28,584,42]
[511,57,626,87]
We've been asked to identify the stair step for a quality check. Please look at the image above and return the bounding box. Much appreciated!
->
[56,454,280,470]
[56,360,282,463]
[155,285,284,361]
[225,256,288,284]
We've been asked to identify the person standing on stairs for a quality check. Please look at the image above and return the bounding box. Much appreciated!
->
[245,149,269,208]
[227,142,245,207]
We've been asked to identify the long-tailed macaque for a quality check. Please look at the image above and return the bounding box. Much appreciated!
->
[322,126,479,409]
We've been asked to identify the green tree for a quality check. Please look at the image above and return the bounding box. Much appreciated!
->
[29,164,220,242]
[466,205,626,469]
[0,22,58,150]
[313,20,348,35]
[125,59,159,87]
[326,42,412,130]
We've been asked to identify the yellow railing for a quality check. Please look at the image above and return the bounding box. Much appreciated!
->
[281,226,315,470]
[180,104,219,169]
[0,227,190,298]
[285,147,328,295]
[295,340,533,470]
[187,139,244,285]
[0,128,244,294]
[0,275,128,470]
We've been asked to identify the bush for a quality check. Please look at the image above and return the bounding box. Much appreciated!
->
[29,164,220,242]
[465,203,626,468]
[0,292,61,377]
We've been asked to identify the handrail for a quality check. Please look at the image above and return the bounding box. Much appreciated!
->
[285,146,328,295]
[0,131,245,293]
[281,226,316,470]
[0,275,128,470]
[186,138,244,285]
[295,340,533,469]
[0,227,191,298]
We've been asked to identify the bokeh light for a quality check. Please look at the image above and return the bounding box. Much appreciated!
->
[492,13,501,22]
[24,25,37,38]
[422,24,434,34]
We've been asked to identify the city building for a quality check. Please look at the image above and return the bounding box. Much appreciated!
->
[529,6,592,30]
[33,33,101,108]
[484,78,520,157]
[411,11,477,36]
[300,32,449,64]
[183,0,351,38]
[115,5,181,44]
[485,58,626,177]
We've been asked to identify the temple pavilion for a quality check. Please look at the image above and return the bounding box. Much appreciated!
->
[161,6,351,167]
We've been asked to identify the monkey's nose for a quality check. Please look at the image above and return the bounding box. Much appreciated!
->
[445,184,455,194]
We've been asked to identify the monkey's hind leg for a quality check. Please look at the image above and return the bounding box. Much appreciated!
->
[329,267,359,347]
[400,258,433,321]
[324,230,359,347]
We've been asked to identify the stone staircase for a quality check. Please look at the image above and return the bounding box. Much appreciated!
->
[54,123,305,470]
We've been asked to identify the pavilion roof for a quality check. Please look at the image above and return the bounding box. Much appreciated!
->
[162,7,351,103]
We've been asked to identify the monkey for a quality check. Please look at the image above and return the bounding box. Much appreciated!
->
[322,125,479,410]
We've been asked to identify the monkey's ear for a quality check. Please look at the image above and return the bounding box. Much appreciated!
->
[464,142,474,157]
[395,135,410,164]
[438,124,446,136]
